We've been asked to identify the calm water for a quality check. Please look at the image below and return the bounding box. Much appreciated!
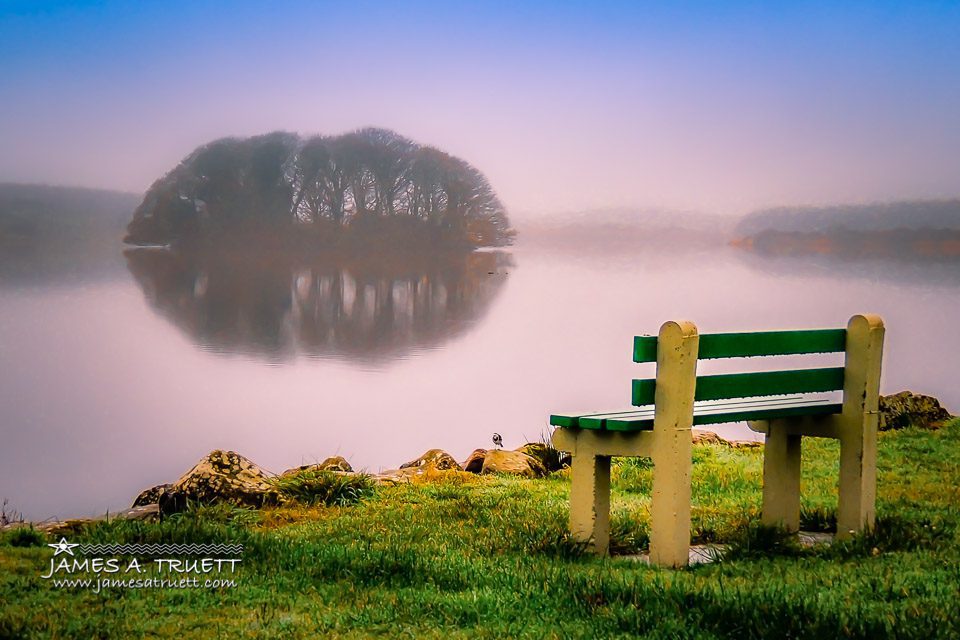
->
[2,241,958,520]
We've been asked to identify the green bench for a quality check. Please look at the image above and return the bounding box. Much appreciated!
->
[550,314,885,567]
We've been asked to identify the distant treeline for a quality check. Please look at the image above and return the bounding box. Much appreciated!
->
[0,183,138,241]
[125,129,514,249]
[733,200,960,259]
[737,200,960,236]
[0,184,140,283]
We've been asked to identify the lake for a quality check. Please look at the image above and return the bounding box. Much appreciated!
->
[1,239,958,521]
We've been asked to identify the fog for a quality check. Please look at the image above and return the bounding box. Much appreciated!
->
[2,2,959,216]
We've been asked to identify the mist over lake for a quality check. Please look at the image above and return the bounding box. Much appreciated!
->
[1,184,958,520]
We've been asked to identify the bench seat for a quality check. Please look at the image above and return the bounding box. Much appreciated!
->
[550,394,842,432]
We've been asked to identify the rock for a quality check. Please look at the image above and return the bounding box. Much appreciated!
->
[729,440,763,449]
[463,449,487,473]
[692,429,727,446]
[317,456,353,472]
[372,468,421,485]
[280,456,353,477]
[480,449,547,478]
[880,391,953,431]
[374,465,475,485]
[399,449,462,471]
[691,429,762,448]
[515,442,570,472]
[132,483,172,507]
[159,450,280,515]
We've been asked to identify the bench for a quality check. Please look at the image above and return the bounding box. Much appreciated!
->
[549,314,884,567]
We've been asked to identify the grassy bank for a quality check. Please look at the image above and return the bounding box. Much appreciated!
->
[3,421,959,639]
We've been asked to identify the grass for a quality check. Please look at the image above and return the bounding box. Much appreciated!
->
[2,420,959,638]
[270,470,378,507]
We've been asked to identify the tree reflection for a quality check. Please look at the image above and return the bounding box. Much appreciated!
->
[125,248,511,363]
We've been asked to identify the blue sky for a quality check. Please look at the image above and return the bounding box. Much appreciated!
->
[2,1,959,214]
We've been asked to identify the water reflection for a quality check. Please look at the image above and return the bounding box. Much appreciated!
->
[124,248,511,363]
[733,247,960,288]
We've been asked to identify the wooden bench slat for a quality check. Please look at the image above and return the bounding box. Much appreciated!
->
[694,395,835,414]
[692,402,841,426]
[553,395,842,432]
[633,335,658,363]
[693,367,845,401]
[634,328,846,363]
[557,395,836,425]
[632,378,657,405]
[698,329,847,359]
[632,367,844,405]
[550,409,654,430]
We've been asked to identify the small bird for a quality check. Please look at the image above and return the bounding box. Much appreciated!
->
[492,433,503,449]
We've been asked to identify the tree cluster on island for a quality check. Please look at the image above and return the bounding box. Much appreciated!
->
[124,129,514,250]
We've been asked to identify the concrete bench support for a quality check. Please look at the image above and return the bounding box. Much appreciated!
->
[761,429,802,532]
[837,314,885,537]
[553,321,698,566]
[648,320,698,567]
[551,314,884,567]
[754,314,884,537]
[569,452,611,554]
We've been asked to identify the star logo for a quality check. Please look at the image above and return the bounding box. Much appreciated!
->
[48,537,79,556]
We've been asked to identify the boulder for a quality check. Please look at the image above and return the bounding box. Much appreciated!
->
[399,449,462,471]
[515,443,570,472]
[281,456,353,477]
[880,391,953,430]
[463,449,487,473]
[691,429,762,448]
[159,450,280,515]
[729,440,763,449]
[132,483,172,507]
[373,468,421,485]
[480,449,547,478]
[692,430,727,446]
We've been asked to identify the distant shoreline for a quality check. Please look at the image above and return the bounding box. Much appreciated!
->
[732,228,960,259]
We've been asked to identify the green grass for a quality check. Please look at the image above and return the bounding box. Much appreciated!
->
[270,470,378,507]
[2,421,959,639]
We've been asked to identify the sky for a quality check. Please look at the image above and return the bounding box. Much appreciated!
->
[1,1,959,217]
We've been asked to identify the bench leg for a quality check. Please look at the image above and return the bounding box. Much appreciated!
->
[837,421,877,538]
[569,452,611,555]
[649,430,692,567]
[836,314,883,539]
[761,428,801,532]
[648,320,698,568]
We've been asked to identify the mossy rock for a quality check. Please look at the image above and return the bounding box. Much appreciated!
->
[481,449,547,478]
[400,449,462,471]
[281,456,354,477]
[132,483,172,507]
[880,391,953,431]
[159,450,281,515]
[515,443,569,472]
[463,449,487,473]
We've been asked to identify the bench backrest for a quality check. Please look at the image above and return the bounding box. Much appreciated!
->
[631,328,847,406]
